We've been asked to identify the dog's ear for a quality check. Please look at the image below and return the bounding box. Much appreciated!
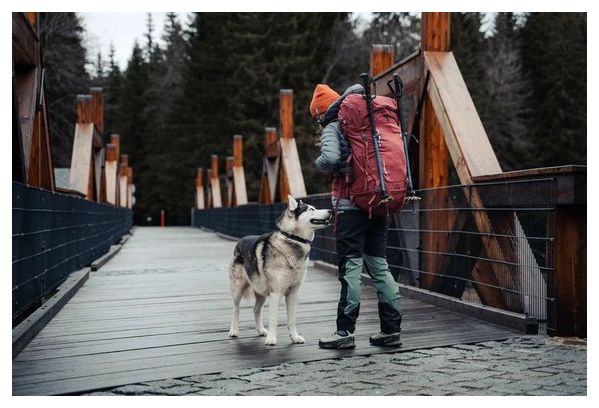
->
[287,195,298,212]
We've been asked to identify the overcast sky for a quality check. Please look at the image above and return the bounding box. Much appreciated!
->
[80,12,190,72]
[80,12,497,74]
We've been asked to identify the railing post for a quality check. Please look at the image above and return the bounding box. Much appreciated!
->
[210,154,222,208]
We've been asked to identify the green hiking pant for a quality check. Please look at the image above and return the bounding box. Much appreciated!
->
[335,210,402,334]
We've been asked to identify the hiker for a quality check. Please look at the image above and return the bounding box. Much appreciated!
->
[310,83,403,349]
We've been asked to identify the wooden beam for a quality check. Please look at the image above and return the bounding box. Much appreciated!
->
[76,94,93,124]
[418,15,451,291]
[206,169,213,209]
[264,127,280,159]
[68,123,95,199]
[195,168,205,210]
[425,52,501,177]
[423,51,529,311]
[118,155,128,208]
[553,204,586,337]
[15,68,38,177]
[232,135,248,206]
[422,12,451,52]
[225,156,234,208]
[259,127,280,204]
[280,90,294,139]
[127,167,133,208]
[90,87,104,137]
[370,44,395,77]
[210,155,222,208]
[105,144,118,205]
[27,89,55,191]
[110,134,120,160]
[94,148,105,202]
[278,90,306,200]
[233,134,243,167]
[12,13,39,67]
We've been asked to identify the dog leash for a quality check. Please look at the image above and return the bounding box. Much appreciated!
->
[276,228,313,245]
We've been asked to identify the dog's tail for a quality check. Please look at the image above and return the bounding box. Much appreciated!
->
[228,255,254,301]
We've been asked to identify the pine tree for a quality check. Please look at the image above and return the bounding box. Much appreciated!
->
[119,41,149,167]
[520,12,586,166]
[483,13,532,170]
[104,43,123,138]
[451,13,489,123]
[39,12,90,167]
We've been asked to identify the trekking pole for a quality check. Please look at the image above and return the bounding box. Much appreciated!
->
[360,73,392,205]
[388,74,420,203]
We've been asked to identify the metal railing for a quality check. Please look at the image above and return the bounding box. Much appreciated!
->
[12,182,132,323]
[192,179,557,333]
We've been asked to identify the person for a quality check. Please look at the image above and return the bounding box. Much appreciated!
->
[310,83,402,349]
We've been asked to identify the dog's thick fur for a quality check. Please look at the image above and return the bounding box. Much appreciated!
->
[228,196,331,346]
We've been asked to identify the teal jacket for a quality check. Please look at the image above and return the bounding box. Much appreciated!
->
[315,84,363,210]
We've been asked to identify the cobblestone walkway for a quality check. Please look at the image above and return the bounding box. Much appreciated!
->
[83,335,586,396]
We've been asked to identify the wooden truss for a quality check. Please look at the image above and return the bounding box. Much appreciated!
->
[258,89,307,203]
[12,12,55,191]
[372,12,541,314]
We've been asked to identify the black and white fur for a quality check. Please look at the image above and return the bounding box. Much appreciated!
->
[228,196,332,346]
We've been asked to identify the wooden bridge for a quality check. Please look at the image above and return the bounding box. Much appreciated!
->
[12,227,520,395]
[12,12,586,396]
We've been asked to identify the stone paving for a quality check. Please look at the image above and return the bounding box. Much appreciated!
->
[83,335,586,396]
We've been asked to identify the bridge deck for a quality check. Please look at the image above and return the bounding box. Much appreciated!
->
[13,227,519,395]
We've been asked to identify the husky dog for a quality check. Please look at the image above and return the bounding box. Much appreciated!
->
[228,196,332,346]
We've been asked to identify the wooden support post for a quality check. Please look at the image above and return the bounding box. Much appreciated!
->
[225,156,234,208]
[419,12,452,291]
[422,12,451,51]
[69,122,95,199]
[119,154,128,208]
[278,89,306,202]
[206,169,213,209]
[90,87,104,136]
[127,167,133,208]
[210,154,222,208]
[13,14,55,192]
[195,168,205,210]
[94,147,105,202]
[259,127,280,204]
[554,205,586,337]
[105,143,118,205]
[370,44,395,77]
[77,94,93,124]
[232,134,248,206]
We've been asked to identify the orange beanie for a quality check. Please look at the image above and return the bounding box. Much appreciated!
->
[310,84,340,118]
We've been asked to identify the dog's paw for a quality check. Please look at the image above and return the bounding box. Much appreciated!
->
[264,334,277,346]
[291,334,305,344]
[228,329,239,338]
[257,328,268,337]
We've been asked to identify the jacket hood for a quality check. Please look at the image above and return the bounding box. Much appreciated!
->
[320,84,364,127]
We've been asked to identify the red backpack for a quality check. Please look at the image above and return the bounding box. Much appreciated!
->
[334,93,407,217]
